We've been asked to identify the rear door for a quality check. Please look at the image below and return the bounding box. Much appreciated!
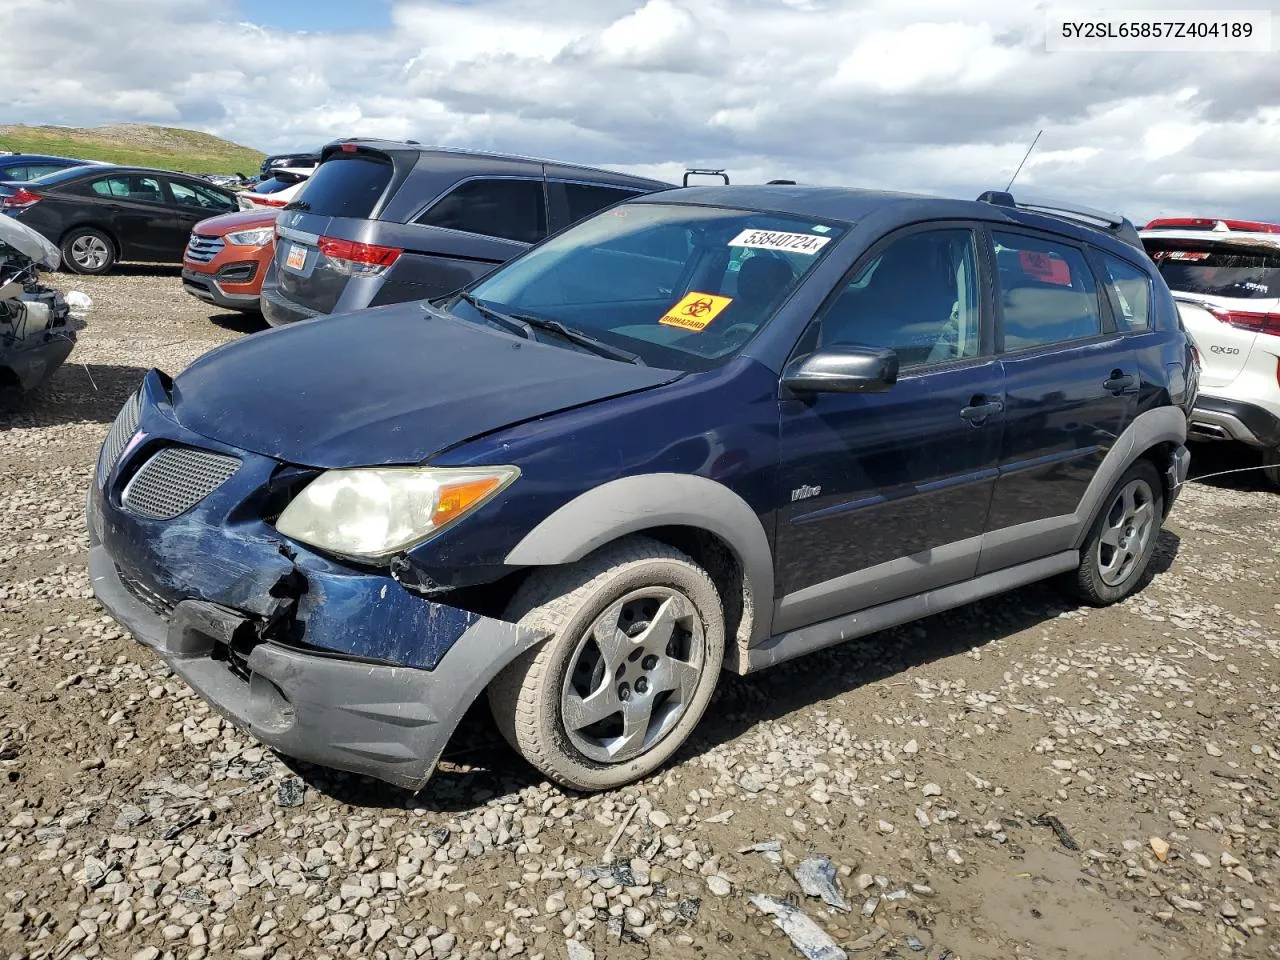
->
[979,228,1138,573]
[82,174,174,261]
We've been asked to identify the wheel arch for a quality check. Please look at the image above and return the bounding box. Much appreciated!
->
[504,474,775,662]
[1070,405,1187,548]
[59,223,121,260]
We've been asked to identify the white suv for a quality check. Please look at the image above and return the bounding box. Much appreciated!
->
[1140,218,1280,488]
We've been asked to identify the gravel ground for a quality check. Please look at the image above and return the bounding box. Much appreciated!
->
[1,267,1278,960]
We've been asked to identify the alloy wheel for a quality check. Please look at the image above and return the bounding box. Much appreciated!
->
[71,235,110,271]
[560,588,706,764]
[1096,477,1156,586]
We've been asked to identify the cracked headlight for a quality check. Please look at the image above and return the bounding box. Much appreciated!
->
[275,466,519,563]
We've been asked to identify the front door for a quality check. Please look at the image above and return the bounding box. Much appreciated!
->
[774,225,1004,632]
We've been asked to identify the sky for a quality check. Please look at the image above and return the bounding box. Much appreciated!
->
[2,0,1279,223]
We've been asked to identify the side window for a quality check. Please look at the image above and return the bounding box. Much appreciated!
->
[2,166,30,181]
[416,178,547,244]
[994,232,1102,350]
[24,164,66,179]
[168,180,236,211]
[91,177,132,199]
[1098,252,1151,331]
[818,228,983,367]
[562,183,640,223]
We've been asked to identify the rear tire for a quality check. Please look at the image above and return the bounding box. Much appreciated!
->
[488,536,724,792]
[1263,447,1280,491]
[1071,460,1164,606]
[60,228,115,275]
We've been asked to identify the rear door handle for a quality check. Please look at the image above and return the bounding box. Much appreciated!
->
[960,397,1003,422]
[1104,370,1135,393]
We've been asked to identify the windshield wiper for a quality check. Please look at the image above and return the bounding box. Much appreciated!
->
[282,200,311,212]
[455,293,644,365]
[517,315,645,365]
[456,292,535,339]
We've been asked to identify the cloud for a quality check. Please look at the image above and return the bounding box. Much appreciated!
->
[0,0,1278,221]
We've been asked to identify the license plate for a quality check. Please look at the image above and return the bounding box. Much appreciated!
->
[285,244,306,271]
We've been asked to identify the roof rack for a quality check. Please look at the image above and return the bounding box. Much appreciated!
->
[977,190,1142,248]
[767,179,797,185]
[684,168,729,186]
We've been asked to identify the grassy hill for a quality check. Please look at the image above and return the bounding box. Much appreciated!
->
[0,124,265,175]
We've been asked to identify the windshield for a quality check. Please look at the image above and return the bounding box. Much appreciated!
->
[452,202,846,370]
[1147,243,1280,300]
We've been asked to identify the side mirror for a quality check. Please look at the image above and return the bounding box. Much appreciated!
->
[782,344,899,395]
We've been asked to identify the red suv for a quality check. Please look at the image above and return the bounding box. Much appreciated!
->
[182,209,278,312]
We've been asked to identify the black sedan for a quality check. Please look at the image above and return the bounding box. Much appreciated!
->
[1,165,239,274]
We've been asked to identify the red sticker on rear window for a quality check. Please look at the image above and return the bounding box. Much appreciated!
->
[1018,250,1073,286]
[1162,250,1210,261]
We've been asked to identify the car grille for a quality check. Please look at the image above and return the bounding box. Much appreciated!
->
[97,391,141,487]
[185,234,224,264]
[122,446,241,520]
[117,566,177,619]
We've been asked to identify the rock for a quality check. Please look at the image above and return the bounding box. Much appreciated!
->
[876,821,894,835]
[1221,901,1240,918]
[903,739,919,755]
[1149,837,1169,862]
[1191,852,1212,868]
[848,924,888,952]
[946,849,964,866]
[1220,851,1241,868]
[739,773,765,794]
[1166,893,1203,913]
[566,941,595,960]
[131,949,161,960]
[545,891,567,914]
[914,808,931,828]
[921,783,942,797]
[1206,742,1223,757]
[648,810,671,829]
[431,932,457,958]
[706,875,732,897]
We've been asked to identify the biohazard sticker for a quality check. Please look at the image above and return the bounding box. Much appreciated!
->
[1018,250,1073,286]
[729,228,831,255]
[659,292,733,331]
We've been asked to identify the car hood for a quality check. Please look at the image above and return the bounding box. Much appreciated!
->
[194,208,278,235]
[170,305,682,468]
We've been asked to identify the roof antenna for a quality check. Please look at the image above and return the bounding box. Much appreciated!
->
[1005,129,1043,192]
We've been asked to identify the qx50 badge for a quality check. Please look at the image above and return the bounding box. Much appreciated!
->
[791,484,822,503]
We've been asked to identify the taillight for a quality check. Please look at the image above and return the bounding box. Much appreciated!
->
[316,236,401,276]
[252,196,287,208]
[1189,344,1201,370]
[3,187,42,211]
[1205,306,1280,337]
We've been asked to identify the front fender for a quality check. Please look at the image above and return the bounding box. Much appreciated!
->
[504,473,775,649]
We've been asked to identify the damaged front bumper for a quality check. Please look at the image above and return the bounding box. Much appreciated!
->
[87,376,544,791]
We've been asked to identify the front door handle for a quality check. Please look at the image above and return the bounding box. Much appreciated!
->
[960,396,1003,422]
[1104,370,1135,393]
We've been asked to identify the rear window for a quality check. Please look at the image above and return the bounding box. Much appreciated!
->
[251,177,291,195]
[1147,244,1280,300]
[294,155,393,219]
[564,183,641,223]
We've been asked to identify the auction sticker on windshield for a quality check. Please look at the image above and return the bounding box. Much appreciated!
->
[659,292,733,332]
[285,244,307,271]
[729,229,831,255]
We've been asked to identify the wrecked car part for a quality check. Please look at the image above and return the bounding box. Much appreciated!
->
[794,856,850,912]
[0,214,77,396]
[749,894,847,960]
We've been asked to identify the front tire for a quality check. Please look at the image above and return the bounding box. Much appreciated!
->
[60,228,116,275]
[488,537,725,792]
[1072,460,1164,606]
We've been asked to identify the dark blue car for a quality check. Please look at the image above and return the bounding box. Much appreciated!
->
[87,185,1196,792]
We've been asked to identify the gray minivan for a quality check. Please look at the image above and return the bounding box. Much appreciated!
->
[260,139,674,326]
